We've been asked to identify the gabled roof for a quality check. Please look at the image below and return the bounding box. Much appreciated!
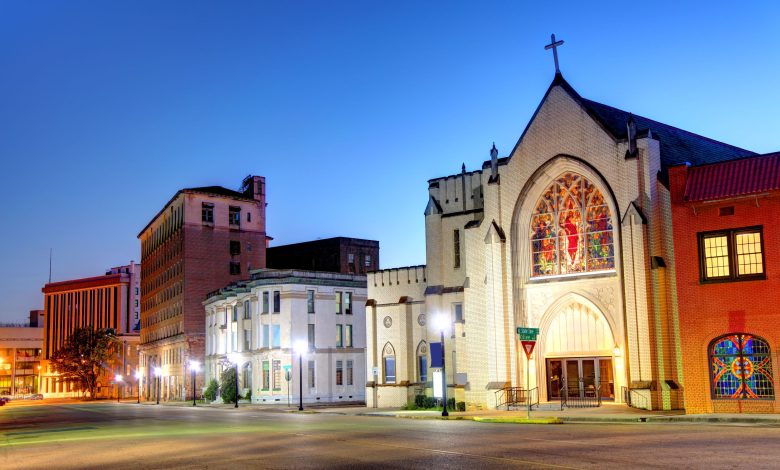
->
[504,73,757,170]
[684,152,780,202]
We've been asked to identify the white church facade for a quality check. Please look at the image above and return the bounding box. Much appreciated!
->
[365,72,751,411]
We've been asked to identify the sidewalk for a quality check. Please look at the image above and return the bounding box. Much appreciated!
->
[312,403,780,425]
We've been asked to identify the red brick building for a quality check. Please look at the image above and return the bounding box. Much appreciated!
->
[138,175,267,401]
[267,237,379,274]
[670,153,780,413]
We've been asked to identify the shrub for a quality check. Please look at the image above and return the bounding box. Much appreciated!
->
[203,379,218,402]
[245,389,252,401]
[447,398,456,410]
[220,367,238,404]
[422,396,436,409]
[414,394,426,408]
[457,401,466,412]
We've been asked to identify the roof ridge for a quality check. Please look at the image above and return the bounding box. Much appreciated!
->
[581,98,757,156]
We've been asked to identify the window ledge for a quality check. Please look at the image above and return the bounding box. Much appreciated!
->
[528,270,617,284]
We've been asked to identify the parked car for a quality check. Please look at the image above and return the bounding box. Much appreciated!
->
[0,397,8,405]
[29,394,44,400]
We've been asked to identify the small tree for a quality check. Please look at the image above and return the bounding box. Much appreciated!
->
[203,379,219,402]
[220,367,237,404]
[50,328,118,399]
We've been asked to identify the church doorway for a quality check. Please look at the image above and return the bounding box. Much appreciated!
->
[546,357,614,401]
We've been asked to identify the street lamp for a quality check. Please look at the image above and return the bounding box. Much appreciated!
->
[189,360,201,407]
[134,371,142,404]
[115,374,123,403]
[154,367,162,405]
[227,353,241,408]
[294,340,307,411]
[432,314,449,417]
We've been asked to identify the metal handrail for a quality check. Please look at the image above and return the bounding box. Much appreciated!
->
[495,387,539,410]
[561,379,602,409]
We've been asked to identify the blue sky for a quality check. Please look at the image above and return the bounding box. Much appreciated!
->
[1,1,779,322]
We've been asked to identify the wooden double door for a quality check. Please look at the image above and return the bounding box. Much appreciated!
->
[546,357,614,401]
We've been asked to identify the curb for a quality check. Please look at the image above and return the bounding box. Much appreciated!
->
[473,417,562,424]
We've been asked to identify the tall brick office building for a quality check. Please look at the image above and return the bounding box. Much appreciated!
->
[138,176,267,401]
[670,154,780,413]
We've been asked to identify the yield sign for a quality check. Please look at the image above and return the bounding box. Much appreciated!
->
[521,340,536,359]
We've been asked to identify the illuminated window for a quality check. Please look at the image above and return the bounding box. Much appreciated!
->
[710,334,774,399]
[699,227,764,282]
[530,173,614,276]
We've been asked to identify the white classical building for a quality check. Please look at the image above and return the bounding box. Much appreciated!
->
[204,269,367,405]
[365,71,752,411]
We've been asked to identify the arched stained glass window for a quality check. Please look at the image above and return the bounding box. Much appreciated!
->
[530,172,614,277]
[710,334,774,399]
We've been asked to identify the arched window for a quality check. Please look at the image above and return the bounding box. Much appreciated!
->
[530,172,614,277]
[382,343,396,384]
[417,342,428,383]
[710,334,774,399]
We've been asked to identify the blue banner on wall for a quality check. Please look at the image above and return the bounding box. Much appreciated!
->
[430,342,443,368]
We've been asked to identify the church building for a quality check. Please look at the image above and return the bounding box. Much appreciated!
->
[365,63,762,411]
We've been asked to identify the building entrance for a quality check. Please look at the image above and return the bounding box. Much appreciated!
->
[546,357,614,401]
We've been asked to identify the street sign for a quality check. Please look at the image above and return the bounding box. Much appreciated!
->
[517,327,539,341]
[521,340,536,358]
[283,365,292,372]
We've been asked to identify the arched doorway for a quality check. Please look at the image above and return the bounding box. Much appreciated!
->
[540,299,621,402]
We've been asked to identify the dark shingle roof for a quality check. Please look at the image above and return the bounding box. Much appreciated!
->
[580,99,757,167]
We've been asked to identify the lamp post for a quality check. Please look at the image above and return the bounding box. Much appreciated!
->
[294,341,307,411]
[189,360,200,406]
[37,365,42,395]
[433,314,449,417]
[135,371,141,404]
[227,353,240,408]
[115,375,123,403]
[154,367,162,405]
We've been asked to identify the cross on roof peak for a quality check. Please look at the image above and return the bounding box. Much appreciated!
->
[544,34,564,74]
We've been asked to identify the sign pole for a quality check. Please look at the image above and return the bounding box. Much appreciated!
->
[527,354,530,419]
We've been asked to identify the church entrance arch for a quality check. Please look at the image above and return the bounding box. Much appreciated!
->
[539,299,618,402]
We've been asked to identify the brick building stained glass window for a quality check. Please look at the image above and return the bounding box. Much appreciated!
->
[699,227,764,282]
[530,172,614,277]
[710,334,774,399]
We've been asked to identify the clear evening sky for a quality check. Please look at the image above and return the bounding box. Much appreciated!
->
[1,1,778,322]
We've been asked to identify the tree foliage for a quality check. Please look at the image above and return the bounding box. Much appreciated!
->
[220,367,237,404]
[50,328,119,399]
[204,378,219,402]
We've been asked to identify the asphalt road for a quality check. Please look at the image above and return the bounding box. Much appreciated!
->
[2,401,780,469]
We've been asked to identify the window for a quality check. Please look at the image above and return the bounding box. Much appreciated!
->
[453,229,461,268]
[271,325,281,348]
[345,324,353,348]
[710,334,774,399]
[419,355,428,382]
[262,325,270,348]
[243,300,251,319]
[336,324,343,348]
[335,292,342,314]
[229,206,241,226]
[247,212,251,222]
[262,361,270,390]
[454,303,464,323]
[348,253,356,273]
[308,360,315,388]
[273,291,280,313]
[201,203,214,223]
[347,360,354,385]
[344,292,352,315]
[530,172,614,276]
[232,305,238,322]
[364,255,372,267]
[230,241,241,256]
[307,290,315,314]
[384,356,396,384]
[699,227,765,282]
[308,324,315,350]
[336,360,343,386]
[272,360,281,390]
[262,292,269,314]
[230,262,241,275]
[243,329,251,351]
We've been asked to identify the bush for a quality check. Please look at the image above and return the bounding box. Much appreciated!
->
[422,396,436,409]
[203,379,218,402]
[457,401,466,412]
[414,394,426,408]
[244,389,252,401]
[220,367,237,404]
[447,398,456,410]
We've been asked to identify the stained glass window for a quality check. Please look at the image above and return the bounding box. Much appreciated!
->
[710,334,774,399]
[530,173,614,277]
